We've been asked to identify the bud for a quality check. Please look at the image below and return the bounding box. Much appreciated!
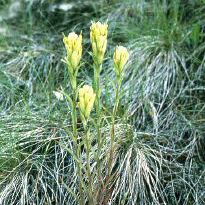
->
[78,85,96,126]
[90,21,108,65]
[63,32,82,74]
[113,46,129,80]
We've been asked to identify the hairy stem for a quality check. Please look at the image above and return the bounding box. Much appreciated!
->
[72,81,85,205]
[108,80,121,178]
[84,126,94,204]
[94,63,102,202]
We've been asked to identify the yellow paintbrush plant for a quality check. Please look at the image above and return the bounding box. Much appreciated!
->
[60,21,130,205]
[108,45,129,179]
[90,21,108,189]
[62,31,84,203]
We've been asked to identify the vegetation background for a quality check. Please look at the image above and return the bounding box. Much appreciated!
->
[0,0,204,204]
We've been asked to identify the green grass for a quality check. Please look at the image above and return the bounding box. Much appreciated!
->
[0,0,204,204]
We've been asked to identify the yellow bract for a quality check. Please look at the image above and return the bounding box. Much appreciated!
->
[63,32,82,73]
[113,46,129,79]
[79,85,96,121]
[90,21,108,65]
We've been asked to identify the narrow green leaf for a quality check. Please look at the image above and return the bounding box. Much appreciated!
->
[62,181,81,203]
[109,78,117,94]
[57,142,90,177]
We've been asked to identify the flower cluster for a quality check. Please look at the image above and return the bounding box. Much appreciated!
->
[78,85,96,126]
[62,21,129,124]
[90,21,108,65]
[63,32,82,74]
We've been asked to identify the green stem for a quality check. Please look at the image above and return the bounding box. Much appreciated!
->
[94,63,102,202]
[73,87,77,143]
[96,69,101,151]
[84,126,94,204]
[108,80,121,178]
[72,80,85,205]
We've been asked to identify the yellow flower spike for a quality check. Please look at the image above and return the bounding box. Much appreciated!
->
[63,32,82,74]
[90,21,108,65]
[113,46,129,80]
[78,85,96,125]
[71,51,79,69]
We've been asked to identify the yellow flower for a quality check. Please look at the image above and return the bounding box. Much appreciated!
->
[90,21,108,65]
[113,46,129,79]
[79,85,96,123]
[63,32,82,73]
